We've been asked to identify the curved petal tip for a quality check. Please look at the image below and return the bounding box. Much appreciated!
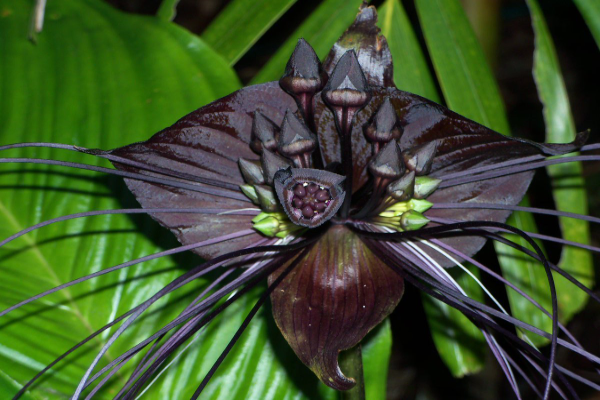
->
[313,351,356,391]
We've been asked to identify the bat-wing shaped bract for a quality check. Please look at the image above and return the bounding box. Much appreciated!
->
[110,83,296,259]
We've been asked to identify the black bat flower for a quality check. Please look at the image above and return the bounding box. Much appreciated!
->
[1,4,599,399]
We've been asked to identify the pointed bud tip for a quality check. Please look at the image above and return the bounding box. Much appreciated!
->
[388,171,415,200]
[261,148,292,184]
[278,110,318,156]
[368,141,405,179]
[251,111,279,153]
[400,210,429,231]
[403,141,438,176]
[238,158,265,184]
[280,39,324,95]
[322,50,370,109]
[414,176,441,199]
[365,98,402,143]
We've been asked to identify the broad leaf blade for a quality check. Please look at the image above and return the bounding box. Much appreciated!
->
[527,0,593,321]
[0,0,243,396]
[202,0,297,65]
[250,0,364,84]
[415,0,553,347]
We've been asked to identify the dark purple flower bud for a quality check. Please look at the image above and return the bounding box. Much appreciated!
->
[273,167,345,228]
[250,111,280,154]
[368,141,405,180]
[364,97,402,143]
[279,38,325,97]
[322,50,370,111]
[387,170,415,201]
[402,141,438,176]
[238,158,264,184]
[261,148,292,184]
[278,110,318,159]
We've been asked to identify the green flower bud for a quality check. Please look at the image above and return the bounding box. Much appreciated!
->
[252,212,303,238]
[240,184,259,204]
[400,210,430,231]
[414,176,442,199]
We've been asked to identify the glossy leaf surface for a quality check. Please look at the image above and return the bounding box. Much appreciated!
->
[377,0,440,102]
[202,0,297,65]
[251,0,364,84]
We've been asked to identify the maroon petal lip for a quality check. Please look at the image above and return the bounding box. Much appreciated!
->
[268,225,404,390]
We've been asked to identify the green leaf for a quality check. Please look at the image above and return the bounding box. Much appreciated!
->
[573,0,600,48]
[527,0,593,321]
[202,0,298,65]
[0,371,37,400]
[415,0,509,133]
[377,0,440,102]
[415,0,557,348]
[0,1,391,398]
[156,0,180,21]
[250,0,364,84]
[362,320,393,400]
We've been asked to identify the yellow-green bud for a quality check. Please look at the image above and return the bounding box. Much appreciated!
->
[379,198,433,217]
[414,176,441,199]
[400,210,430,231]
[240,184,259,204]
[252,212,303,238]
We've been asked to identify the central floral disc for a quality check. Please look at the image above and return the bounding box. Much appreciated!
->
[292,183,332,218]
[274,167,346,228]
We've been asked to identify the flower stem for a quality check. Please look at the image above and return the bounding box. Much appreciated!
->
[339,345,365,400]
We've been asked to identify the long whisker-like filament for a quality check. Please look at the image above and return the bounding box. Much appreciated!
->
[352,221,561,398]
[100,253,298,399]
[75,236,321,397]
[358,223,524,396]
[373,246,582,397]
[426,217,600,304]
[428,238,592,357]
[432,202,600,225]
[439,155,600,189]
[0,230,256,317]
[0,208,260,249]
[0,158,250,202]
[110,244,274,398]
[0,142,242,191]
[190,246,309,399]
[436,142,600,181]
